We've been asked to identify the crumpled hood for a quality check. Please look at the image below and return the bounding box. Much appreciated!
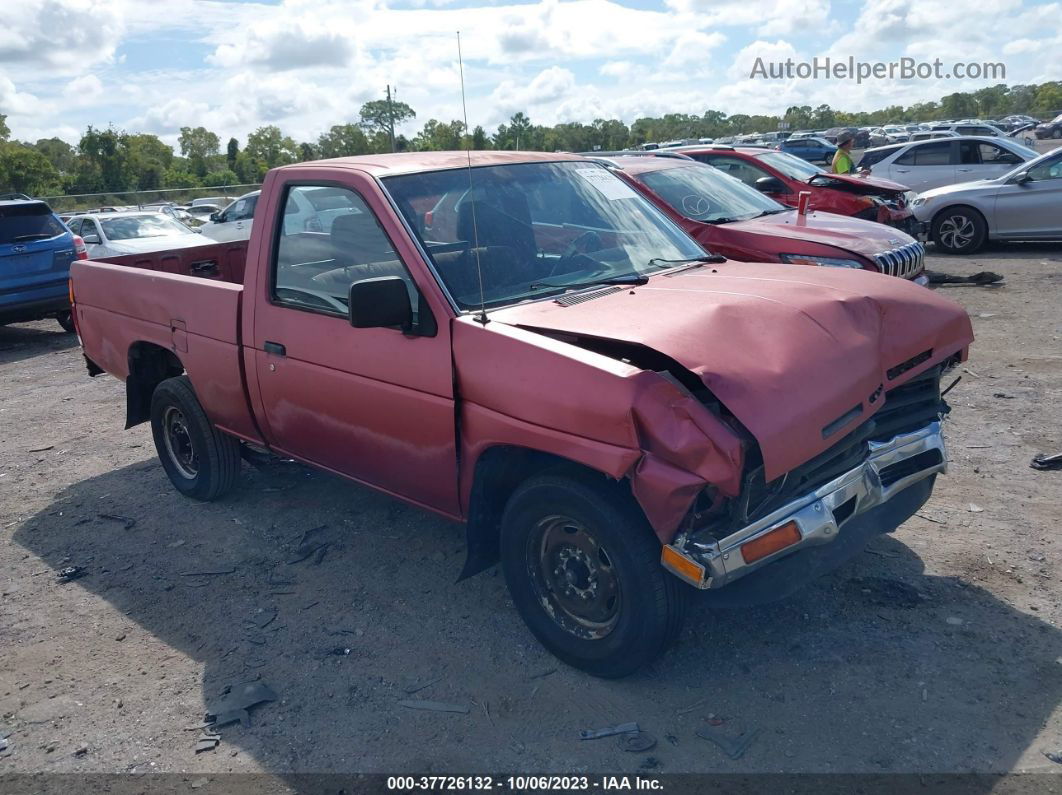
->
[731,210,914,260]
[808,172,909,195]
[493,262,973,480]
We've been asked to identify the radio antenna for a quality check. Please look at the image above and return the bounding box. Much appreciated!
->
[457,30,488,325]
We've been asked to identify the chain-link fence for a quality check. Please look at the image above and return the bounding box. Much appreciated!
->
[39,184,262,213]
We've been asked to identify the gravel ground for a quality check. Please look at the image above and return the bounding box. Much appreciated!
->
[1,242,1061,784]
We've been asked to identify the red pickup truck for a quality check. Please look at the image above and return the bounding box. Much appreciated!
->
[71,152,973,677]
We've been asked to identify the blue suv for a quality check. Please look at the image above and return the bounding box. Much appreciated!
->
[776,137,838,164]
[0,198,84,332]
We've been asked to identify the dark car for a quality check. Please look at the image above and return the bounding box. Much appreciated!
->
[824,127,871,148]
[776,136,837,164]
[1035,113,1062,139]
[0,199,86,332]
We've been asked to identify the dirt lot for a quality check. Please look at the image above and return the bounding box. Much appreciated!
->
[1,243,1061,783]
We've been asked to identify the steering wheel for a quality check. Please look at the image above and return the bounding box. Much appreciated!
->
[550,230,603,276]
[274,286,349,314]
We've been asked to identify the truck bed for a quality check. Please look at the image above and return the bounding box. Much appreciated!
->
[94,239,249,283]
[71,255,262,443]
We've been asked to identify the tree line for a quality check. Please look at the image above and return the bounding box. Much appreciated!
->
[1,81,1059,201]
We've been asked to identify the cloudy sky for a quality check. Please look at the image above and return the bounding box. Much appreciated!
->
[1,0,1059,147]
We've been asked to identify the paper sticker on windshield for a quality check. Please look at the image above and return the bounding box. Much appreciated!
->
[575,167,639,200]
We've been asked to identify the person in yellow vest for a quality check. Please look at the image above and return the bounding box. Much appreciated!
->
[831,131,856,174]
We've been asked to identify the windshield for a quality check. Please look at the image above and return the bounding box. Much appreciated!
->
[1004,148,1062,180]
[1052,114,1062,123]
[638,163,784,223]
[755,151,825,181]
[100,215,193,241]
[383,161,707,310]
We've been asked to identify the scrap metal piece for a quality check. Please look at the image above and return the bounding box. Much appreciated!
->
[618,731,656,752]
[1031,453,1062,472]
[696,724,760,760]
[98,513,136,530]
[397,700,470,714]
[209,709,250,729]
[580,722,639,740]
[56,566,86,583]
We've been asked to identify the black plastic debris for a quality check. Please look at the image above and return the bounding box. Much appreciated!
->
[288,525,329,564]
[205,682,277,727]
[925,270,1004,286]
[180,567,235,577]
[580,722,639,740]
[1031,453,1062,472]
[56,566,86,583]
[194,731,221,753]
[696,723,760,760]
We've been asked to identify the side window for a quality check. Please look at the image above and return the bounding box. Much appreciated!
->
[699,156,770,187]
[272,184,417,319]
[959,141,981,165]
[230,195,257,221]
[1027,154,1062,181]
[979,143,1021,165]
[67,218,82,236]
[81,220,99,240]
[898,141,952,167]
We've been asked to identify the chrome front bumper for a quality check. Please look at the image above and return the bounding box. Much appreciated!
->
[664,421,947,589]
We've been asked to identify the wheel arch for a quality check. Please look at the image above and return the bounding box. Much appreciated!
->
[126,341,185,429]
[459,444,638,581]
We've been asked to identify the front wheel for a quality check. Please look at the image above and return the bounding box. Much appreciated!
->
[56,311,75,333]
[150,376,241,500]
[499,473,687,678]
[932,206,987,254]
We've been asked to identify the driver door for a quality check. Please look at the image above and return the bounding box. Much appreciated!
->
[251,180,459,514]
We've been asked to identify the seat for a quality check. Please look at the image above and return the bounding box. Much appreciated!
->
[330,211,395,267]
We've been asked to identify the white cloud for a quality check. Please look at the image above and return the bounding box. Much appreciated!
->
[599,61,634,79]
[662,30,727,71]
[0,0,124,72]
[63,74,103,101]
[489,66,577,119]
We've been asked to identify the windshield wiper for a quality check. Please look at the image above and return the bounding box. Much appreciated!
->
[530,274,650,291]
[702,218,738,225]
[753,208,789,217]
[11,233,54,242]
[647,254,726,267]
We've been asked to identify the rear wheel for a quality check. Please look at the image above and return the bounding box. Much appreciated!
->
[499,473,687,678]
[56,311,75,333]
[150,376,241,500]
[932,206,987,254]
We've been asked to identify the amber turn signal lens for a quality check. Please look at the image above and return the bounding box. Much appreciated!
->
[661,544,706,587]
[740,520,802,564]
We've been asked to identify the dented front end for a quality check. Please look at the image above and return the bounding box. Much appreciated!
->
[455,262,973,591]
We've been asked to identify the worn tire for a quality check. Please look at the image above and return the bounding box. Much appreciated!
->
[499,472,687,678]
[150,376,241,500]
[931,205,987,254]
[56,311,75,333]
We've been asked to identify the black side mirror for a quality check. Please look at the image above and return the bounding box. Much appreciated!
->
[209,212,220,222]
[755,176,788,193]
[348,276,412,331]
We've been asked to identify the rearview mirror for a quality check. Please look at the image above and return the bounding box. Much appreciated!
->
[348,276,412,332]
[82,233,100,244]
[754,176,788,194]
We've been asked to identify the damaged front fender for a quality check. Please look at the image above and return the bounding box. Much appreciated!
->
[453,318,744,548]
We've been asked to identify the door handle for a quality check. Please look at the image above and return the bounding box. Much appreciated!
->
[958,168,973,172]
[895,168,909,173]
[264,341,286,356]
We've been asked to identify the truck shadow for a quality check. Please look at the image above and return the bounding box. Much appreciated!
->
[12,459,1062,777]
[0,321,78,366]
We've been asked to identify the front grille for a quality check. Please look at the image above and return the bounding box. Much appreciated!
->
[874,241,924,279]
[725,365,945,530]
